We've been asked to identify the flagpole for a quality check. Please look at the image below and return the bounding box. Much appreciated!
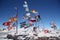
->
[15,7,18,34]
[17,7,18,34]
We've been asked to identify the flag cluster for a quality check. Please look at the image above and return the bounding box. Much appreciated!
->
[9,15,17,22]
[22,1,41,29]
[22,9,41,28]
[3,15,17,30]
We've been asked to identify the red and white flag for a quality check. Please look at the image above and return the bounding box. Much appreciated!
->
[29,18,36,22]
[3,22,11,26]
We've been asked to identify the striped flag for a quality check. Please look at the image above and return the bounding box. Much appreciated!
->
[29,18,36,22]
[3,22,11,26]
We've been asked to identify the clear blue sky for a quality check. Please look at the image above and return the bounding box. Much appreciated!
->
[0,0,60,29]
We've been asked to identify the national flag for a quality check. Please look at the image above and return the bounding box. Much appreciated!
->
[26,13,30,17]
[23,1,29,12]
[8,27,14,30]
[20,22,26,24]
[20,22,31,28]
[12,22,16,27]
[24,25,27,29]
[9,15,17,22]
[23,1,28,8]
[20,22,26,28]
[9,18,14,22]
[29,18,36,22]
[29,21,33,26]
[35,15,41,22]
[50,21,56,29]
[25,7,29,12]
[31,10,38,13]
[43,30,49,33]
[33,27,37,32]
[22,16,27,19]
[3,22,11,26]
[23,4,28,7]
[22,13,30,20]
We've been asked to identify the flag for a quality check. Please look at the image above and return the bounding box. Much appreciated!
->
[3,22,11,26]
[23,4,28,7]
[24,25,27,29]
[8,27,14,30]
[50,21,57,29]
[33,27,37,32]
[32,10,38,13]
[43,30,49,33]
[9,18,14,22]
[20,22,31,28]
[20,22,26,28]
[7,24,15,30]
[25,7,29,12]
[12,22,16,27]
[20,22,26,24]
[23,1,28,8]
[35,15,41,22]
[23,1,29,12]
[26,13,30,17]
[9,15,17,22]
[29,21,33,26]
[29,18,36,22]
[22,16,27,19]
[22,13,30,20]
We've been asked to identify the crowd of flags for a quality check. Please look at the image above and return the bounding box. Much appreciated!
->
[20,1,41,29]
[2,1,41,31]
[2,1,57,33]
[3,15,17,30]
[21,9,41,28]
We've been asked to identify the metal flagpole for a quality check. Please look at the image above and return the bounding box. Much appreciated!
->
[15,7,18,34]
[14,0,19,34]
